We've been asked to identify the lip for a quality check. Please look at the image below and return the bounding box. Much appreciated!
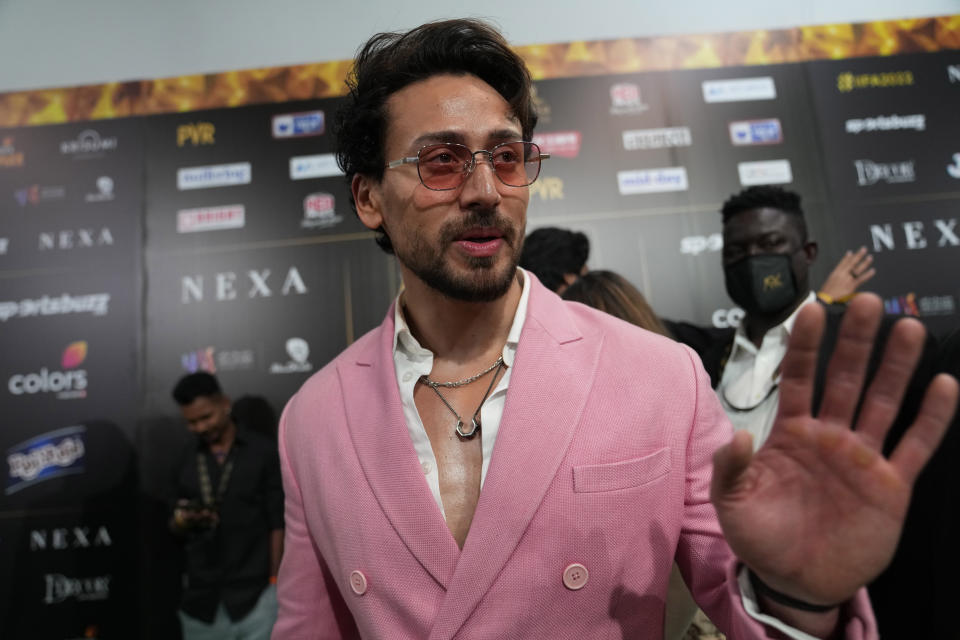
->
[454,227,506,258]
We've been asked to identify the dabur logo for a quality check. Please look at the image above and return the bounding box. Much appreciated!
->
[8,341,89,400]
[6,425,87,495]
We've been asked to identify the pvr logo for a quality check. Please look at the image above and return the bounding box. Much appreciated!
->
[177,122,215,147]
[529,177,564,200]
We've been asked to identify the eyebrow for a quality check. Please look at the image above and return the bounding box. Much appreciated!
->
[409,128,523,150]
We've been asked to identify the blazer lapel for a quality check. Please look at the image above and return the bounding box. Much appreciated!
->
[428,282,603,639]
[339,303,460,588]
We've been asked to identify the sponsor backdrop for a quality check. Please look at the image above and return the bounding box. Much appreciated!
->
[0,13,957,638]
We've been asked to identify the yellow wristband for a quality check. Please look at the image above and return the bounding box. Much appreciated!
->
[816,291,835,305]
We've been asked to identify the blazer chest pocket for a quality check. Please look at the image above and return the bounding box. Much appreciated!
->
[573,447,671,493]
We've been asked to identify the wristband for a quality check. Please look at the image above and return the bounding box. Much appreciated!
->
[748,570,842,613]
[816,291,835,305]
[269,576,278,585]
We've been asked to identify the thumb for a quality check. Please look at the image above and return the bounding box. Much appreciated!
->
[711,429,755,500]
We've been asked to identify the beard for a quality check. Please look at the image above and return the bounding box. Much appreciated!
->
[395,206,522,302]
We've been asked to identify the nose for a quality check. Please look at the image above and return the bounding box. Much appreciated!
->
[459,152,501,206]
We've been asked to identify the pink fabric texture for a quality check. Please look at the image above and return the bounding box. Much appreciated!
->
[272,276,877,639]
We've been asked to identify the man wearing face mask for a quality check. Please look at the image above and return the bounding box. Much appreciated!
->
[713,186,934,450]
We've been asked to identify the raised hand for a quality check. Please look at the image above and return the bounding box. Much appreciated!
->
[819,246,876,303]
[711,293,958,606]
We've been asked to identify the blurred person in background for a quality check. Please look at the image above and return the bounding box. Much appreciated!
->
[519,226,589,294]
[170,372,284,640]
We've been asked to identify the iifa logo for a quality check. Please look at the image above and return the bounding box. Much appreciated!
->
[6,425,87,495]
[8,341,89,399]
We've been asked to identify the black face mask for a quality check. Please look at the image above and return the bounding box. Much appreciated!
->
[724,254,799,315]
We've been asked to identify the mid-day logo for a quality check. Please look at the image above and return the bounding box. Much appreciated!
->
[6,425,87,495]
[8,341,89,399]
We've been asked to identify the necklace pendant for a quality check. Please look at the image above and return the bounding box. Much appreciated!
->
[456,417,480,439]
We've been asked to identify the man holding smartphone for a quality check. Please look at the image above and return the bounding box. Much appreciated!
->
[171,372,284,640]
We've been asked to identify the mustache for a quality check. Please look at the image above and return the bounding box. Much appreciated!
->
[439,207,517,244]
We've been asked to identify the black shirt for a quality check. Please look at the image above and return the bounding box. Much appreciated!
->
[173,427,284,622]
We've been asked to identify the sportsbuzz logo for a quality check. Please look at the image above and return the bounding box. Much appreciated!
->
[8,341,89,399]
[6,425,87,495]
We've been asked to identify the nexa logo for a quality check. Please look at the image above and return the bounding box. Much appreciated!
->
[177,122,215,147]
[869,219,959,251]
[181,267,308,303]
[31,526,112,551]
[38,228,113,251]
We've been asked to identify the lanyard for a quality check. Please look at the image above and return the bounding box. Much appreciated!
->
[196,450,234,506]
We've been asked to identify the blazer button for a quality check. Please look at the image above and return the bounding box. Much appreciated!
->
[562,563,589,590]
[349,570,368,595]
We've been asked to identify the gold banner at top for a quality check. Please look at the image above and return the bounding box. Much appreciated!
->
[1,15,958,127]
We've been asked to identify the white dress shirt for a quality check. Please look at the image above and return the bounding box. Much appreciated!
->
[392,269,530,520]
[717,292,818,450]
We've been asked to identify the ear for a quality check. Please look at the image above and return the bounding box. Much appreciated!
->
[352,173,384,232]
[803,241,818,263]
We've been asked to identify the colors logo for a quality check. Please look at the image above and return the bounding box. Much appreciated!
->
[8,341,89,399]
[6,425,87,495]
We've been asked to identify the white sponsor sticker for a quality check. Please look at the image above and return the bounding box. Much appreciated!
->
[617,167,689,195]
[622,127,692,151]
[703,77,776,103]
[289,154,343,180]
[177,205,246,233]
[737,160,793,186]
[177,163,251,190]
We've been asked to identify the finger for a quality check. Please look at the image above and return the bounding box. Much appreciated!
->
[710,430,754,499]
[854,267,876,286]
[817,294,884,426]
[776,301,825,421]
[890,374,959,486]
[854,317,927,449]
[854,252,873,270]
[836,250,855,270]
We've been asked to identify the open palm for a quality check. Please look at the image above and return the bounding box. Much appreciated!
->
[711,293,958,605]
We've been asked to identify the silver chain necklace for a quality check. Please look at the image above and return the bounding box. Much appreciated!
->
[421,356,504,388]
[419,357,505,438]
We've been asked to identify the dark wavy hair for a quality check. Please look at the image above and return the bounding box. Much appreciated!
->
[171,372,222,406]
[519,227,590,293]
[721,185,807,241]
[334,18,538,253]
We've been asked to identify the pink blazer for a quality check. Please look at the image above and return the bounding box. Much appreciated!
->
[273,276,877,639]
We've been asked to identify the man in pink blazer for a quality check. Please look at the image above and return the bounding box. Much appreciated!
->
[272,19,958,639]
